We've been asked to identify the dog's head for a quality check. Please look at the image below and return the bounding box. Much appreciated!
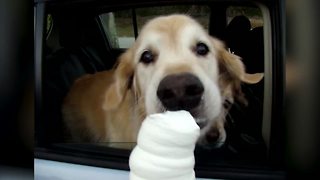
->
[104,14,263,147]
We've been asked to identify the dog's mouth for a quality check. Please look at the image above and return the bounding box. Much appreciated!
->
[156,105,226,148]
[195,121,207,129]
[188,109,208,129]
[158,106,208,129]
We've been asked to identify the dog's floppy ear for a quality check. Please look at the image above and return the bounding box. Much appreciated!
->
[211,37,264,104]
[103,49,134,110]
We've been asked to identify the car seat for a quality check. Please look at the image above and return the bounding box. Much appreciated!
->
[223,15,266,161]
[40,13,115,144]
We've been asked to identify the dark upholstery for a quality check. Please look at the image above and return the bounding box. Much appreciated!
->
[225,15,251,59]
[247,26,264,73]
[42,14,114,143]
[223,16,266,160]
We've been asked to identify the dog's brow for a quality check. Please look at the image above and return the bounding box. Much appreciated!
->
[143,17,194,43]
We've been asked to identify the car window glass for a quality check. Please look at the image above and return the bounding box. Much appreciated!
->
[227,6,263,28]
[136,6,210,32]
[100,5,210,49]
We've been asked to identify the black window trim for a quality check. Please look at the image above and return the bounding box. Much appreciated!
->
[132,9,139,39]
[35,1,46,146]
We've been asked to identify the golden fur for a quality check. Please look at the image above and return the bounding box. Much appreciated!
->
[62,14,263,148]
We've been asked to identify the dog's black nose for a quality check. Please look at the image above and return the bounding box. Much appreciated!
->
[157,73,204,111]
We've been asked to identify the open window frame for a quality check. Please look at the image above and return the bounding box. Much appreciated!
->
[34,0,285,179]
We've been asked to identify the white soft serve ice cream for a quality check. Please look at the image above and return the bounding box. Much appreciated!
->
[129,110,200,180]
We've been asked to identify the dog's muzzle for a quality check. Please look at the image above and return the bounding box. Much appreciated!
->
[156,73,204,111]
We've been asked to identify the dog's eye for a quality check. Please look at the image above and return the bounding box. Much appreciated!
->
[140,50,154,64]
[195,42,209,56]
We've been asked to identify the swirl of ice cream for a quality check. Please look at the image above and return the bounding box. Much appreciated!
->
[129,110,200,180]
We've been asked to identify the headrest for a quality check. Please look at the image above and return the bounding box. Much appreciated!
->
[227,15,251,34]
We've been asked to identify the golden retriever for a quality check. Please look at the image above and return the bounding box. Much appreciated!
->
[62,14,263,148]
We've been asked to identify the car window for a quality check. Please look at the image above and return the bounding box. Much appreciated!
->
[227,6,263,28]
[46,14,53,40]
[99,5,267,166]
[43,2,266,156]
[37,1,284,179]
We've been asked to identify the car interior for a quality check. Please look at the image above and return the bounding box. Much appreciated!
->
[35,0,285,179]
